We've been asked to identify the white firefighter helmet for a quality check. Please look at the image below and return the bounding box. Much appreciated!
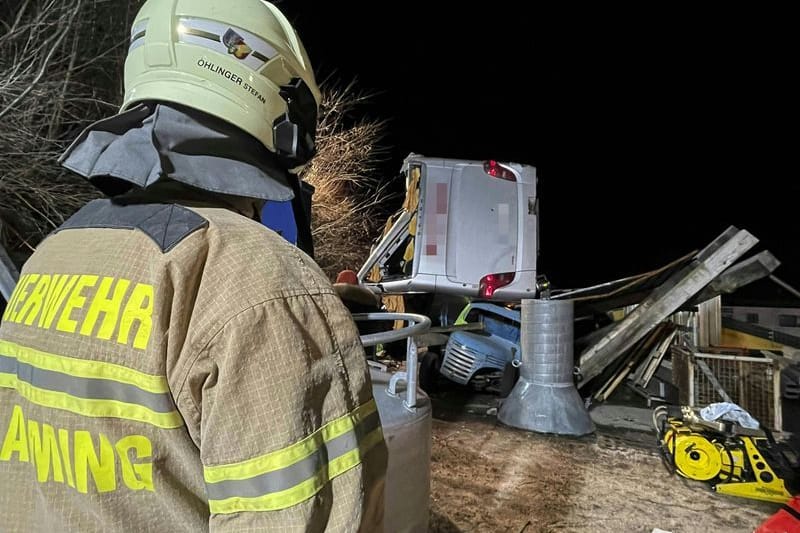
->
[124,0,321,170]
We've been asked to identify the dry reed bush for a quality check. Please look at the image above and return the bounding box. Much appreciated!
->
[0,0,139,260]
[300,81,396,279]
[0,0,395,278]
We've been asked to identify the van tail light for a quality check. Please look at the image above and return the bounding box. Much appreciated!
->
[479,272,515,298]
[483,160,516,181]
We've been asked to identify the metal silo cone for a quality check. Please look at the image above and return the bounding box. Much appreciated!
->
[498,298,594,436]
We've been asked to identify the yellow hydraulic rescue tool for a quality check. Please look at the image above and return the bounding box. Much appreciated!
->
[654,405,798,504]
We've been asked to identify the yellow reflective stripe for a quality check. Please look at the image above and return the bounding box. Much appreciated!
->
[0,340,168,394]
[209,471,325,514]
[327,426,384,479]
[207,427,384,514]
[3,376,183,429]
[204,432,322,484]
[320,399,377,443]
[0,372,15,388]
[0,375,183,429]
[204,399,378,484]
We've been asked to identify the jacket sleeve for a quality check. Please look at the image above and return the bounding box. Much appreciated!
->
[175,290,387,532]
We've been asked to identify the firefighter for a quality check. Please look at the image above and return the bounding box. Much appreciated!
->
[0,0,387,531]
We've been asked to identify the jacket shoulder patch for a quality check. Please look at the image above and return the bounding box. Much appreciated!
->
[58,199,208,252]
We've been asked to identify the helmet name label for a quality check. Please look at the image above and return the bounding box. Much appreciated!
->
[243,82,266,105]
[196,58,265,104]
[197,58,243,86]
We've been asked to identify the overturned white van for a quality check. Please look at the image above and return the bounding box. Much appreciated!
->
[358,153,540,301]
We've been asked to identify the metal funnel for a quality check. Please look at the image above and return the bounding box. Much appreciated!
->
[498,298,594,436]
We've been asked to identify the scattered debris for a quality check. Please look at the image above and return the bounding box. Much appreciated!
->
[578,226,759,388]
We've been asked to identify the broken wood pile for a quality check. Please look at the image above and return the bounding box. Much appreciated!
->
[570,226,793,411]
[591,322,678,404]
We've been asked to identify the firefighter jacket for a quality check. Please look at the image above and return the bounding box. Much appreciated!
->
[0,198,387,532]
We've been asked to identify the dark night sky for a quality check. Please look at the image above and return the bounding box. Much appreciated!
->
[282,4,798,291]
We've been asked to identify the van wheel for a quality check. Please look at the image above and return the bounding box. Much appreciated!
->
[419,351,441,393]
[499,362,520,398]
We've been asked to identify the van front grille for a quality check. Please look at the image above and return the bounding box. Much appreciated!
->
[441,341,479,384]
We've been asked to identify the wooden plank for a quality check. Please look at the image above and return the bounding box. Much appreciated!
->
[629,323,670,385]
[594,349,640,402]
[578,227,759,387]
[697,296,721,347]
[595,326,665,402]
[642,330,678,386]
[428,323,484,334]
[413,332,450,348]
[671,346,692,405]
[594,336,649,401]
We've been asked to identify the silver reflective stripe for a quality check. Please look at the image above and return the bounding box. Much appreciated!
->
[326,408,381,461]
[206,445,323,500]
[0,354,14,374]
[182,27,218,43]
[176,17,276,71]
[129,19,148,53]
[0,353,175,413]
[205,409,382,501]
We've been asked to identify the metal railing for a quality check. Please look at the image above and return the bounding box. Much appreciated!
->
[352,312,430,410]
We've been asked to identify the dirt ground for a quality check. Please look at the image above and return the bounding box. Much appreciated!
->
[427,414,779,533]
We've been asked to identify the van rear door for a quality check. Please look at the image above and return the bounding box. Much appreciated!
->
[445,163,518,287]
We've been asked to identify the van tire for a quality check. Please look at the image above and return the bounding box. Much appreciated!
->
[419,351,441,393]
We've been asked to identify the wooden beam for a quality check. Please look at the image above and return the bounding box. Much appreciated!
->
[690,250,780,305]
[428,323,485,334]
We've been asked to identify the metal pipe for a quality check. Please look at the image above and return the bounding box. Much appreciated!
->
[352,312,431,347]
[550,272,650,299]
[355,211,412,282]
[405,337,418,409]
[770,275,800,301]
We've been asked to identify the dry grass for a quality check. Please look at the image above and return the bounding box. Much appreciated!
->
[0,1,394,279]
